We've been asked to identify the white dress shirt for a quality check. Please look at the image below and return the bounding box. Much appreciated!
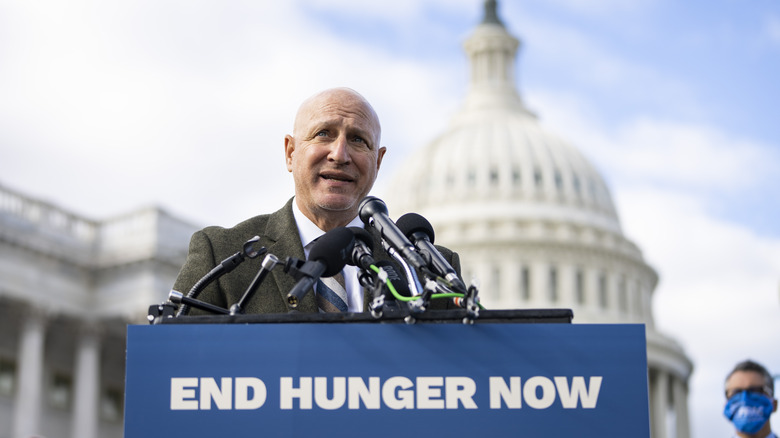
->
[292,200,365,312]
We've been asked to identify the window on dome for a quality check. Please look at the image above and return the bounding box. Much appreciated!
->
[49,372,73,410]
[598,273,608,309]
[573,176,582,198]
[534,169,542,188]
[618,275,628,312]
[512,168,521,186]
[635,279,643,316]
[491,266,501,296]
[554,171,563,192]
[520,266,530,301]
[548,267,558,303]
[490,167,499,186]
[101,386,124,422]
[575,269,585,305]
[0,358,15,396]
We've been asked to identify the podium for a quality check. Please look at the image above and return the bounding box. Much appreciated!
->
[125,309,650,437]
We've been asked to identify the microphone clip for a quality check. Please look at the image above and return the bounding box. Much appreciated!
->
[282,257,325,308]
[282,257,313,282]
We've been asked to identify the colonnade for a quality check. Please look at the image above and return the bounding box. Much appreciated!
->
[650,367,691,438]
[11,308,104,438]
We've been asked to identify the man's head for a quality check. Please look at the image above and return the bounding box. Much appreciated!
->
[285,88,386,231]
[724,359,777,437]
[725,360,775,400]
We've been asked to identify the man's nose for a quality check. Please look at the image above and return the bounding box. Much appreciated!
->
[328,135,350,163]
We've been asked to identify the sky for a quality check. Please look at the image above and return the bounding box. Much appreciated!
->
[1,0,779,436]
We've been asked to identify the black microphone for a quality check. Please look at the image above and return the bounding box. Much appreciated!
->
[286,227,354,307]
[358,197,427,271]
[347,226,375,271]
[396,212,467,293]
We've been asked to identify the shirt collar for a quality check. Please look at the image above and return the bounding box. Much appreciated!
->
[292,198,364,258]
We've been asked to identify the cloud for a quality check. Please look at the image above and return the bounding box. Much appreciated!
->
[0,0,465,227]
[523,0,658,20]
[615,184,780,437]
[765,14,780,47]
[609,118,777,191]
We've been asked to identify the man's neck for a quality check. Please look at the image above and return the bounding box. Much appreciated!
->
[737,426,774,438]
[296,200,357,232]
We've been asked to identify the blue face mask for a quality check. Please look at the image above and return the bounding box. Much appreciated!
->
[723,390,774,435]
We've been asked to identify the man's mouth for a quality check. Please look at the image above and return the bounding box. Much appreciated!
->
[320,173,354,182]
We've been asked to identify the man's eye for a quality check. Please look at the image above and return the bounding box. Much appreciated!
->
[352,136,366,144]
[316,130,328,137]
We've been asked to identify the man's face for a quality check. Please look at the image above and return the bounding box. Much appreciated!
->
[725,370,772,400]
[285,90,385,226]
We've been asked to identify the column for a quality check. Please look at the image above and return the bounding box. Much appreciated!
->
[13,309,47,438]
[71,323,101,438]
[673,377,690,438]
[652,369,669,438]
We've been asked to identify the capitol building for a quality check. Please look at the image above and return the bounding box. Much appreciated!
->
[0,1,691,437]
[386,1,693,437]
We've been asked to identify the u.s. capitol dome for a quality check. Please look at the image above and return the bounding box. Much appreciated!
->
[384,2,693,437]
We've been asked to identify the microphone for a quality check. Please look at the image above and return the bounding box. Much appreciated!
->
[346,226,375,271]
[358,197,427,271]
[396,212,467,293]
[286,227,354,307]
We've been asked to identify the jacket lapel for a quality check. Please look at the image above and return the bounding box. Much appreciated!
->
[264,198,318,313]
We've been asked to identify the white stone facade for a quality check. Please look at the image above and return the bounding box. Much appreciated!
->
[0,182,197,438]
[386,2,693,437]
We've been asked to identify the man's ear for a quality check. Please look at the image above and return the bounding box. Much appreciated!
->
[376,146,387,170]
[284,135,295,172]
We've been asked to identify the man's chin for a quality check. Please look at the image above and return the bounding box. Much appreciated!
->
[316,195,360,213]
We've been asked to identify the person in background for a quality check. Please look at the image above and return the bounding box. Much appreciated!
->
[724,359,777,438]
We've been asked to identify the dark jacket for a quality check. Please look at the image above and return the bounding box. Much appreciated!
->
[172,198,460,314]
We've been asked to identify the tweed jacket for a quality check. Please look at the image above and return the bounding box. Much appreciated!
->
[172,198,460,315]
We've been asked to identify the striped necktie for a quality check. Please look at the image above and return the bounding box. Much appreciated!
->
[316,270,348,313]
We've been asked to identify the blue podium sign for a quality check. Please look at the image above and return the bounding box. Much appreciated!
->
[125,323,649,437]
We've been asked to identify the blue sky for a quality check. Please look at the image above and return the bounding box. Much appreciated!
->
[1,1,779,436]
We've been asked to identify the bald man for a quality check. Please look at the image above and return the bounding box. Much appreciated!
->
[173,88,460,315]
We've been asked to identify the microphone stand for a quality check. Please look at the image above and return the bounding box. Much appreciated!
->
[148,236,265,323]
[168,291,229,315]
[229,254,279,315]
[155,253,281,322]
[176,236,266,316]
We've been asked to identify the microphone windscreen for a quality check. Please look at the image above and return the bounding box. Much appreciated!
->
[309,227,354,276]
[396,213,435,244]
[375,260,412,298]
[347,226,374,252]
[358,196,388,224]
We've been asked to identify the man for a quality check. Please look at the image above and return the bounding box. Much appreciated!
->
[172,87,460,314]
[724,359,778,438]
